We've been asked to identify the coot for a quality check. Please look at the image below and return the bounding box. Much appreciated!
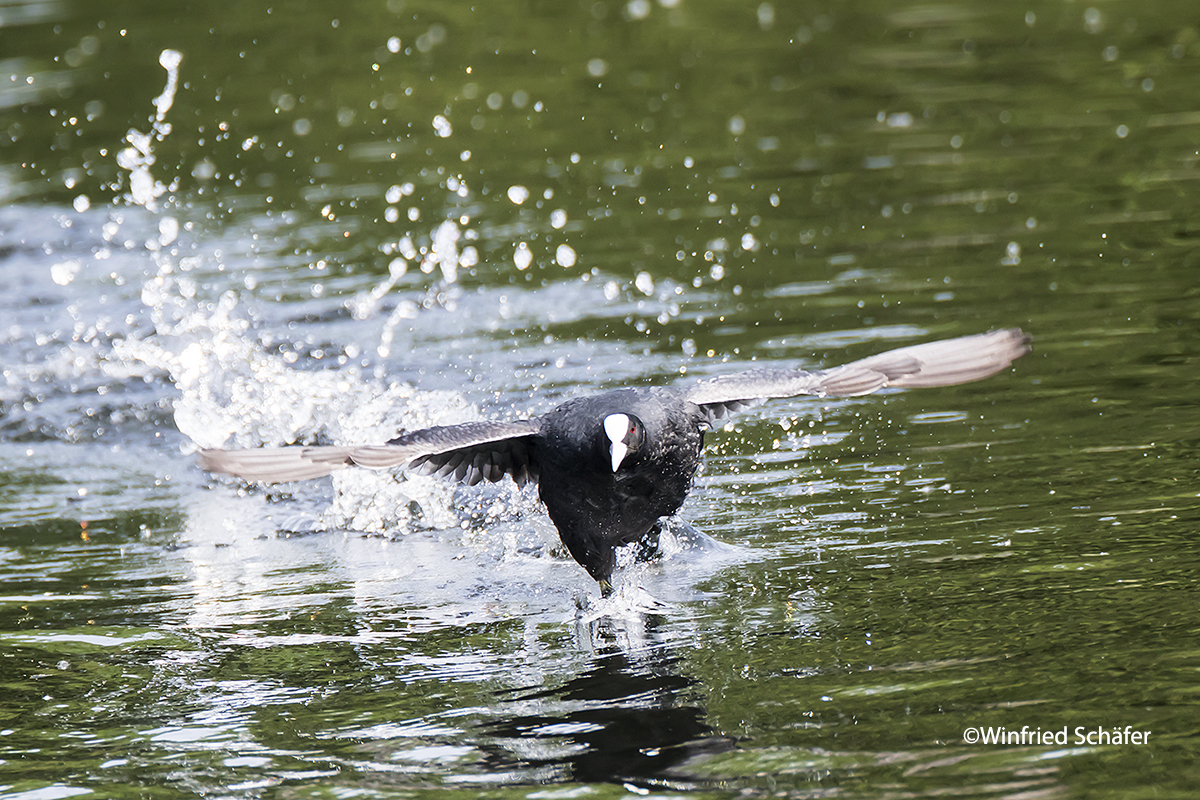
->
[200,328,1030,594]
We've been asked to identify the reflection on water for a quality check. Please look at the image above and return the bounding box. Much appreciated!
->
[3,0,1200,798]
[481,647,734,789]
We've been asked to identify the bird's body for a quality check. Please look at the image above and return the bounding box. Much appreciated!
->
[198,328,1031,594]
[536,389,705,586]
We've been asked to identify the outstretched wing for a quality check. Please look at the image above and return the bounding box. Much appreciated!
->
[358,420,541,487]
[198,418,542,487]
[684,328,1030,424]
[197,445,359,483]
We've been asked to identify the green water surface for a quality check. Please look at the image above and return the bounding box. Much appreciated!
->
[2,0,1198,798]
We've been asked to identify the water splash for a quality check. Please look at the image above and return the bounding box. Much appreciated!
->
[82,51,522,541]
[429,219,461,284]
[153,50,183,121]
[115,49,182,212]
[375,218,469,358]
[348,257,408,320]
[576,580,670,625]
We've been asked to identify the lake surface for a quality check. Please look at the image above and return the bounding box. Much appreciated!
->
[2,0,1198,797]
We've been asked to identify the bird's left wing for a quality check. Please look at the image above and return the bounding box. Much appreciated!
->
[683,328,1030,424]
[199,418,542,487]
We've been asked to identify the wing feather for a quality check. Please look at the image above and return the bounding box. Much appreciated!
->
[197,446,357,482]
[199,418,541,486]
[685,328,1030,424]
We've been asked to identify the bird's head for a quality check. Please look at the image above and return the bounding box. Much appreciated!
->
[602,412,645,472]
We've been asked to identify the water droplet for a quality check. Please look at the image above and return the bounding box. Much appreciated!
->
[514,242,533,270]
[555,244,576,267]
[634,272,654,295]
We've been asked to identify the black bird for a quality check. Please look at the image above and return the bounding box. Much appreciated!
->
[199,328,1030,594]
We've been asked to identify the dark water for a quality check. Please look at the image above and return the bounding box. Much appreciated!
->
[3,0,1198,797]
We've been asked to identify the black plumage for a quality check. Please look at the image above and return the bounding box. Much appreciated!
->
[199,328,1031,593]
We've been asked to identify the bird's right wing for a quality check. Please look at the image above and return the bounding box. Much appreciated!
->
[360,419,541,486]
[684,328,1031,424]
[198,419,542,487]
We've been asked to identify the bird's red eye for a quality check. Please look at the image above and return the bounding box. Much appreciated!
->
[627,418,644,448]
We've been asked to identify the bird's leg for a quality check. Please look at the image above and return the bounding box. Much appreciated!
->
[634,520,665,563]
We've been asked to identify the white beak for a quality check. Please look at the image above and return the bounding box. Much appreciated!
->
[610,441,628,472]
[604,413,630,472]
